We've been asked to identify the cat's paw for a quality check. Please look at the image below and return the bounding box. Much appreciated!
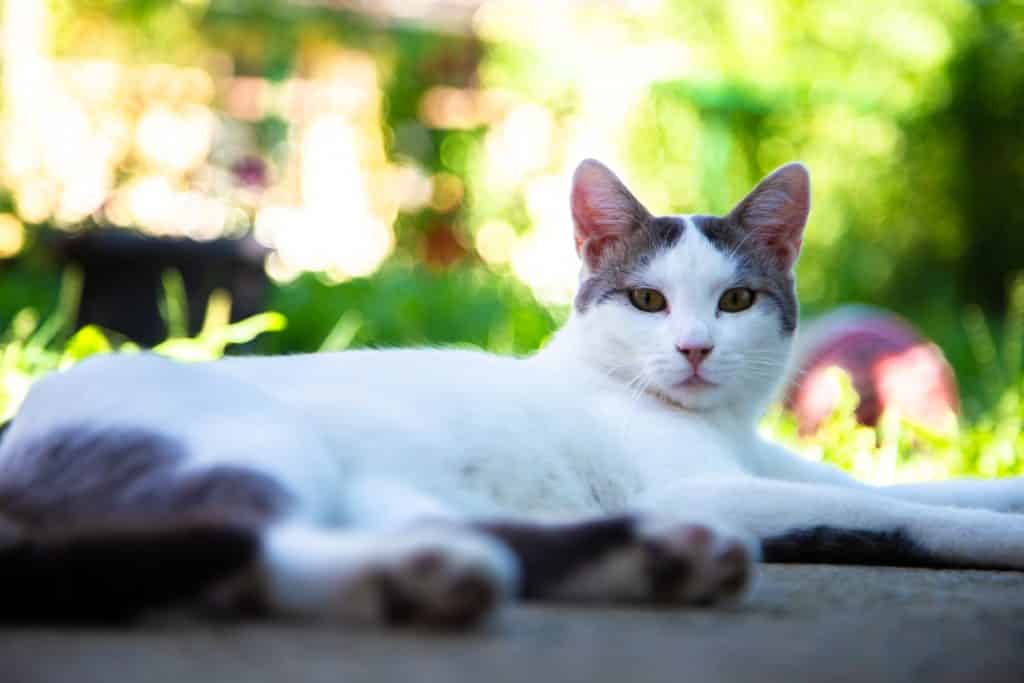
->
[635,518,756,604]
[548,516,756,605]
[337,531,519,628]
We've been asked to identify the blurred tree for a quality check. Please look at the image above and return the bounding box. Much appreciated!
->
[945,1,1024,315]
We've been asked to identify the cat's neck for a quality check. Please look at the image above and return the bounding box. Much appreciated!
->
[533,316,766,431]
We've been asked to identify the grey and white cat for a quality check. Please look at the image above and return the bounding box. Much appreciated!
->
[3,160,1024,628]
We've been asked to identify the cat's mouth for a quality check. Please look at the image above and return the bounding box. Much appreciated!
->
[674,375,717,389]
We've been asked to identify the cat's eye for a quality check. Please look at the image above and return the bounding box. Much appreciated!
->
[718,287,756,313]
[627,288,667,313]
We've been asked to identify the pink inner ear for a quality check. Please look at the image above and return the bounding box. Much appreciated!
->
[570,159,648,266]
[580,235,619,269]
[733,164,810,271]
[750,218,804,272]
[764,235,802,271]
[571,181,600,253]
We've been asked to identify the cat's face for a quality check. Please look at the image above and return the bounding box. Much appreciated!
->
[570,160,809,414]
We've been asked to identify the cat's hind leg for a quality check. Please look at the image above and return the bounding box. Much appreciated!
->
[475,515,756,605]
[0,426,516,628]
[0,514,518,628]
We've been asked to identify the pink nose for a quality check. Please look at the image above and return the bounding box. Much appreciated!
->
[678,345,713,369]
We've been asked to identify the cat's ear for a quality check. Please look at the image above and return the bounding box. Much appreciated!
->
[728,162,810,271]
[571,159,651,269]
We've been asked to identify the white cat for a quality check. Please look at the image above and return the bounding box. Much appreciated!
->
[2,159,1023,628]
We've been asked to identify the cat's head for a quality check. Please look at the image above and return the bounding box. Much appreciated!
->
[569,159,809,415]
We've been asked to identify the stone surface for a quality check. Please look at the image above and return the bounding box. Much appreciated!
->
[3,565,1023,683]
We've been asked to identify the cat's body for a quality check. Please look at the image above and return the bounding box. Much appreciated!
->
[3,159,1024,628]
[13,328,778,523]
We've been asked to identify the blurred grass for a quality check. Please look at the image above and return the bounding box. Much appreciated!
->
[0,269,284,421]
[264,264,561,356]
[762,369,1024,484]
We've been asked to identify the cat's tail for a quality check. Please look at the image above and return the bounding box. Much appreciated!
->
[0,513,262,624]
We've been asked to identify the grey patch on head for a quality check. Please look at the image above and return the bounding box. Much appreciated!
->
[0,427,293,530]
[575,215,686,313]
[691,214,798,334]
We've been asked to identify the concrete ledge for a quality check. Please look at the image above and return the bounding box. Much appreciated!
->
[4,565,1023,683]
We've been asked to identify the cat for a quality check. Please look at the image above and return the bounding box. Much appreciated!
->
[2,159,1024,628]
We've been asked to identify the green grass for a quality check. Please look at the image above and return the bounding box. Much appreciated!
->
[762,368,1024,484]
[0,269,284,421]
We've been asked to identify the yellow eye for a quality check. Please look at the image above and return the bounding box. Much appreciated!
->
[718,287,756,313]
[627,288,667,313]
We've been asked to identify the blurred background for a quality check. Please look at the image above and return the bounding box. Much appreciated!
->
[1,0,1024,482]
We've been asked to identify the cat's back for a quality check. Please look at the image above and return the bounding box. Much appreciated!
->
[212,347,585,443]
[216,347,538,401]
[207,347,555,424]
[6,347,574,473]
[26,347,573,434]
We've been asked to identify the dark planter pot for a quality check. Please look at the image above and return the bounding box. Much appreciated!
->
[48,229,270,347]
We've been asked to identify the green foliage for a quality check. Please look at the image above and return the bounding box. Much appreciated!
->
[151,272,287,361]
[761,368,1024,484]
[0,269,83,423]
[0,272,285,420]
[263,265,561,356]
[61,325,113,365]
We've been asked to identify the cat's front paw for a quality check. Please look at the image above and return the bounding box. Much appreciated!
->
[635,518,756,605]
[340,531,519,629]
[547,517,756,605]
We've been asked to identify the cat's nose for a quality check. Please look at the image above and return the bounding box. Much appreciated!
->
[677,345,713,369]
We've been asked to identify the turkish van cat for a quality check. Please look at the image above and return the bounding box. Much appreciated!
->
[2,159,1024,628]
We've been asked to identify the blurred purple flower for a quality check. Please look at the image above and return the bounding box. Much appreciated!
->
[232,156,268,189]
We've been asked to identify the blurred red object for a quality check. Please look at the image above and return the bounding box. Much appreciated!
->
[231,156,269,189]
[784,307,959,434]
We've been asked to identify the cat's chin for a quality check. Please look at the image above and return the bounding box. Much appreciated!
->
[672,376,718,390]
[651,383,726,412]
